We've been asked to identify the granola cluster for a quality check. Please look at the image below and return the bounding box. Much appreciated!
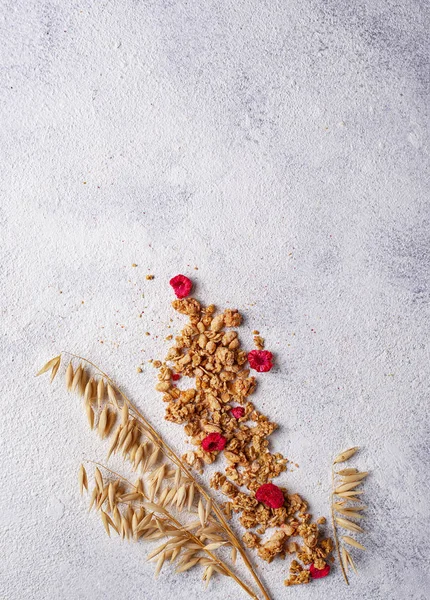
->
[155,296,332,584]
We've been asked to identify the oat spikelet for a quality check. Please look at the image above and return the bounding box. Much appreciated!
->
[37,355,61,378]
[97,378,105,408]
[334,481,362,494]
[337,468,357,476]
[72,364,83,392]
[65,362,74,389]
[86,403,94,429]
[107,384,118,408]
[98,406,109,438]
[342,536,366,551]
[79,464,88,494]
[333,446,359,464]
[335,517,364,533]
[340,472,368,483]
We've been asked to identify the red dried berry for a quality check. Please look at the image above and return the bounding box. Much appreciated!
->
[201,432,227,453]
[169,274,193,298]
[255,483,284,509]
[230,406,245,419]
[171,373,181,381]
[309,563,331,579]
[248,350,273,373]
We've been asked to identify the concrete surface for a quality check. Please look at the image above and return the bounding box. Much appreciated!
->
[1,1,429,599]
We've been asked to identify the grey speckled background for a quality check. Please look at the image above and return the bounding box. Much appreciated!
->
[1,1,429,599]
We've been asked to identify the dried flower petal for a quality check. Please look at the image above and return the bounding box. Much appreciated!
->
[309,563,331,579]
[201,432,227,452]
[169,275,193,299]
[230,407,245,419]
[171,373,181,381]
[255,483,284,509]
[248,350,273,373]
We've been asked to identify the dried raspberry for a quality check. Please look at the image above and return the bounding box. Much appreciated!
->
[309,563,331,579]
[169,274,193,299]
[230,407,245,419]
[248,350,273,373]
[201,432,227,453]
[171,373,181,381]
[255,483,284,509]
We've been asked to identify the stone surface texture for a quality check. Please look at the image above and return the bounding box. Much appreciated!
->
[1,1,429,599]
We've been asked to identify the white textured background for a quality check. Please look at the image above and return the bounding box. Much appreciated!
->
[1,1,429,599]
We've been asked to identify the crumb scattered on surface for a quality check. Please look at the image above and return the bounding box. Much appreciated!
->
[136,367,142,373]
[132,263,137,267]
[254,335,265,349]
[146,274,154,280]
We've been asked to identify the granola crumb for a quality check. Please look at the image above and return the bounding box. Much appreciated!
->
[132,263,137,267]
[136,366,142,373]
[317,517,326,525]
[146,274,154,280]
[253,335,265,349]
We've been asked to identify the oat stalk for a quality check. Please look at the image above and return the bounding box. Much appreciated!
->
[38,353,270,600]
[331,447,367,586]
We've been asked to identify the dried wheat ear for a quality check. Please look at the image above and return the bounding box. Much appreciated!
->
[331,447,368,585]
[38,354,269,600]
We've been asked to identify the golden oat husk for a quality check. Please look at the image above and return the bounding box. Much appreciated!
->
[334,481,362,494]
[335,508,365,519]
[342,536,366,550]
[204,541,228,551]
[94,467,103,491]
[341,546,349,573]
[154,553,166,578]
[337,468,357,476]
[84,378,94,405]
[347,550,358,574]
[97,378,105,408]
[335,517,364,533]
[198,500,206,527]
[50,356,61,381]
[79,368,88,396]
[176,557,201,573]
[37,355,61,377]
[86,403,94,429]
[107,426,122,460]
[79,464,88,495]
[107,383,118,408]
[72,364,83,392]
[337,491,365,499]
[65,362,74,389]
[96,485,109,510]
[333,446,359,464]
[98,406,108,437]
[340,472,368,483]
[187,482,195,511]
[121,402,129,426]
[205,498,212,521]
[88,487,98,511]
[231,546,237,564]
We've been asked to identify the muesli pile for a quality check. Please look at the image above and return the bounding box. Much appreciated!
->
[154,275,333,585]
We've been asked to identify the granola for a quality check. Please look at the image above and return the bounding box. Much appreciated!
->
[155,296,333,584]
